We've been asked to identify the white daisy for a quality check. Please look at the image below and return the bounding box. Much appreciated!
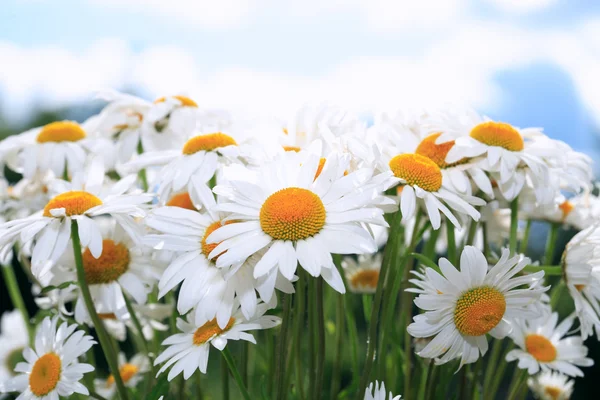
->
[521,192,600,231]
[154,303,280,381]
[0,311,29,386]
[407,246,547,367]
[0,316,95,399]
[364,380,401,400]
[95,353,150,399]
[0,159,152,280]
[506,306,593,376]
[342,254,382,294]
[207,152,396,293]
[528,371,574,400]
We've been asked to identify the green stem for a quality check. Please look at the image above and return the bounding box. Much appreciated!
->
[70,221,130,400]
[446,222,457,265]
[424,365,437,400]
[196,371,204,399]
[1,264,34,343]
[137,140,149,191]
[506,370,527,400]
[314,279,325,399]
[509,197,519,255]
[519,220,532,254]
[488,343,514,396]
[482,340,502,394]
[293,274,307,400]
[221,356,230,400]
[550,281,566,308]
[123,295,149,356]
[466,219,479,246]
[222,347,252,400]
[544,223,560,265]
[330,293,344,399]
[417,361,433,400]
[276,293,292,400]
[482,222,490,259]
[89,390,109,400]
[522,265,562,275]
[240,341,248,388]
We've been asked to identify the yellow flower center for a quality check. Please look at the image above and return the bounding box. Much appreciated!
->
[193,318,235,345]
[525,334,557,362]
[36,121,86,143]
[166,192,196,210]
[388,153,442,192]
[575,284,586,291]
[29,353,61,396]
[43,191,103,217]
[350,270,379,290]
[106,363,139,387]
[559,201,574,220]
[283,146,301,152]
[544,386,562,400]
[154,95,198,107]
[202,220,235,260]
[260,187,326,241]
[454,286,506,336]
[469,121,524,151]
[182,133,237,155]
[415,133,467,169]
[82,239,130,284]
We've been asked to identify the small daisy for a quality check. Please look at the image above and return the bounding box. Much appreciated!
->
[0,311,29,386]
[207,152,397,293]
[0,316,95,399]
[521,192,600,231]
[0,159,152,280]
[407,246,547,367]
[528,371,574,400]
[506,306,593,376]
[154,303,280,381]
[342,254,382,294]
[95,353,150,399]
[364,381,402,400]
[144,94,202,138]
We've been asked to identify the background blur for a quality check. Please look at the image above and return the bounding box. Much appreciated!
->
[1,0,600,398]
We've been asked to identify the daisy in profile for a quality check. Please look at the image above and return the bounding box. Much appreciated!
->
[343,254,382,294]
[0,316,95,399]
[95,353,150,399]
[0,311,29,385]
[0,159,152,280]
[364,381,401,400]
[407,246,547,368]
[506,307,593,376]
[521,191,600,232]
[154,303,280,380]
[528,371,574,400]
[207,152,396,293]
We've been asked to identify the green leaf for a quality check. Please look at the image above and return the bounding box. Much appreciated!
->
[410,253,440,273]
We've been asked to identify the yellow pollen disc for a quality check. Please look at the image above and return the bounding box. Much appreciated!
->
[544,386,562,400]
[193,318,235,345]
[182,133,237,155]
[29,353,61,396]
[314,158,326,180]
[283,146,301,152]
[82,239,130,284]
[415,133,466,169]
[525,334,557,362]
[575,284,586,291]
[43,191,103,217]
[106,363,139,387]
[454,286,506,336]
[202,220,235,260]
[154,95,198,107]
[167,192,196,210]
[260,187,326,241]
[559,201,574,220]
[388,153,442,192]
[36,121,86,143]
[469,121,524,151]
[350,270,379,290]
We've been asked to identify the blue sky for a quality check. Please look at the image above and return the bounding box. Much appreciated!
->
[1,0,599,153]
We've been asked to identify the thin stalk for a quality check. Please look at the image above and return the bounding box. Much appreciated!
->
[424,365,437,400]
[482,340,502,394]
[240,341,249,388]
[470,358,482,399]
[292,274,307,400]
[222,347,252,400]
[136,140,149,191]
[70,221,129,400]
[276,293,292,400]
[314,279,326,399]
[417,361,433,400]
[344,291,360,387]
[330,293,344,399]
[506,370,527,400]
[307,279,318,398]
[196,371,204,399]
[123,295,149,356]
[488,343,514,396]
[457,366,467,400]
[519,220,532,254]
[509,197,519,255]
[482,222,490,259]
[550,281,566,308]
[1,264,34,343]
[89,390,109,400]
[522,265,562,275]
[544,223,560,265]
[466,219,479,246]
[221,356,230,400]
[446,222,457,265]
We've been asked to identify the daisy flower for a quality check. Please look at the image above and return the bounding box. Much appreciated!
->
[0,316,95,399]
[364,381,401,400]
[342,254,382,294]
[95,353,150,399]
[506,307,593,376]
[154,303,280,381]
[0,159,152,280]
[528,371,574,400]
[0,311,29,386]
[407,246,547,367]
[207,152,397,293]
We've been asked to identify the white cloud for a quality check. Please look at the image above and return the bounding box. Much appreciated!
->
[485,0,557,14]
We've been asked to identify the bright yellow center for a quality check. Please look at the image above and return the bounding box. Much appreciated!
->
[106,363,139,387]
[283,146,301,152]
[36,121,86,143]
[454,286,506,336]
[525,334,557,362]
[202,220,235,260]
[350,270,379,290]
[193,318,235,345]
[43,191,103,217]
[544,386,562,400]
[469,121,524,151]
[415,133,466,169]
[29,353,61,396]
[154,95,198,107]
[167,192,196,210]
[389,153,442,192]
[82,239,130,284]
[559,201,574,220]
[260,187,326,241]
[182,133,237,155]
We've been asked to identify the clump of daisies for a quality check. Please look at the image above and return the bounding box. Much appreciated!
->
[0,95,598,399]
